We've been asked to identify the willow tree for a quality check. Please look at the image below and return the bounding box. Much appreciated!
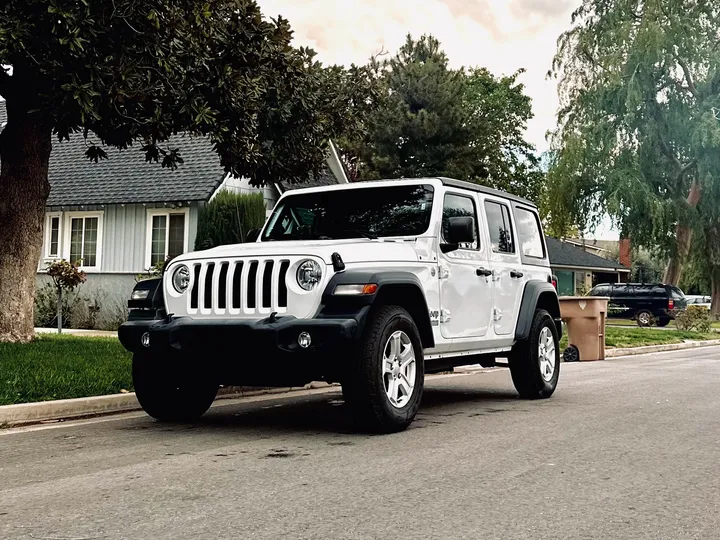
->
[0,0,376,342]
[547,0,720,285]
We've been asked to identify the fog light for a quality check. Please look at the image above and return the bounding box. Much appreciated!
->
[298,332,312,348]
[141,332,150,348]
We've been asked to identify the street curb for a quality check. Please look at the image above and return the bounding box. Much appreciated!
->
[0,383,338,428]
[605,339,720,358]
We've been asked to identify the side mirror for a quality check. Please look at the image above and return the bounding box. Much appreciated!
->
[245,229,260,243]
[441,216,475,253]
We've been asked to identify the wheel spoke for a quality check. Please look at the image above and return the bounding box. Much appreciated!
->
[398,372,413,393]
[382,357,394,374]
[386,377,397,403]
[388,332,401,361]
[399,344,415,368]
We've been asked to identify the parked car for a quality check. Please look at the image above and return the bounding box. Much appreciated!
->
[685,295,711,310]
[588,283,687,327]
[119,177,562,433]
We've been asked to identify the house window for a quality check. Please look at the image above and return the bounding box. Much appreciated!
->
[484,200,515,254]
[63,212,103,270]
[147,210,188,268]
[45,213,62,258]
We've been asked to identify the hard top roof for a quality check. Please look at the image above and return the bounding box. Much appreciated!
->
[278,177,537,208]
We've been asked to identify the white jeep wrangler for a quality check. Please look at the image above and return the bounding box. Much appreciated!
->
[119,177,561,433]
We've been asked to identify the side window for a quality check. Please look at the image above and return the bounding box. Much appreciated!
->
[484,201,515,254]
[442,193,478,250]
[515,207,545,259]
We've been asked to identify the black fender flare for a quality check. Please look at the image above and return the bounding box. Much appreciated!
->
[515,280,562,341]
[128,277,166,317]
[319,270,435,348]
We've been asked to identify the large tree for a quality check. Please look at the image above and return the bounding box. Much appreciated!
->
[342,34,543,201]
[547,0,720,286]
[0,0,376,342]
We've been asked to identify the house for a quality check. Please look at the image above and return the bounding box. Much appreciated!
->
[545,237,631,296]
[0,99,348,324]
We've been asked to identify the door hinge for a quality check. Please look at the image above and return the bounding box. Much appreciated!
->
[440,309,452,323]
[493,308,503,322]
[438,266,450,279]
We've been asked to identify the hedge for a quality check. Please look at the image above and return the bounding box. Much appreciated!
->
[194,190,266,250]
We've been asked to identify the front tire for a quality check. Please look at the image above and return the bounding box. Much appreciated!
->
[342,305,424,433]
[132,352,219,422]
[509,309,560,399]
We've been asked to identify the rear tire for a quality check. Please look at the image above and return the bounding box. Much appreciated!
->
[342,305,424,433]
[656,317,671,327]
[509,309,560,399]
[636,310,653,327]
[132,352,219,422]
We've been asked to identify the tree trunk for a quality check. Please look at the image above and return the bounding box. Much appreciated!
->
[663,179,701,285]
[0,106,52,343]
[712,266,720,321]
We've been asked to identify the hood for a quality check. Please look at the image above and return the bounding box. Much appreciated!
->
[173,239,420,265]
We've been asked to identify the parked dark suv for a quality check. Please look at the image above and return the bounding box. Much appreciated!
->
[588,283,687,327]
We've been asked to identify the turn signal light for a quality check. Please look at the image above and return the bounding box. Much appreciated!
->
[333,283,379,296]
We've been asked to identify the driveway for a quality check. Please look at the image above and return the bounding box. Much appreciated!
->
[2,348,720,539]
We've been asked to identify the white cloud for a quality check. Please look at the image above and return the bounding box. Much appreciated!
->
[256,0,579,153]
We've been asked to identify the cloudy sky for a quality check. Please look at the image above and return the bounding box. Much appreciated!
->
[256,0,579,153]
[255,0,618,239]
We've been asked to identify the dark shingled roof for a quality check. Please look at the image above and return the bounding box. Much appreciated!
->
[546,237,629,271]
[0,100,7,125]
[46,132,224,206]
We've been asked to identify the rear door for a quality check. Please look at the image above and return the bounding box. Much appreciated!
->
[483,196,524,336]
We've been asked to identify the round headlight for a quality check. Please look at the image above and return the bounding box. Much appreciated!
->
[171,265,191,293]
[296,259,322,291]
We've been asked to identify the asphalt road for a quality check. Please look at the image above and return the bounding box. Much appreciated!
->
[2,348,720,540]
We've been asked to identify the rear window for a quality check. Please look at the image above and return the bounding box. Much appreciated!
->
[670,286,685,300]
[591,284,611,296]
[514,207,545,259]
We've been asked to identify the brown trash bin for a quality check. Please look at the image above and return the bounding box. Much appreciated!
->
[558,297,609,362]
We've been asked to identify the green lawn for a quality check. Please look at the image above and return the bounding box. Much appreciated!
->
[560,326,717,350]
[0,334,132,406]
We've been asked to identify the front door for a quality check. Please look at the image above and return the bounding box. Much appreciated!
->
[483,197,524,336]
[439,191,493,339]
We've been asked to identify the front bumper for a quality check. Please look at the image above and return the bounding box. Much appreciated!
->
[118,315,359,385]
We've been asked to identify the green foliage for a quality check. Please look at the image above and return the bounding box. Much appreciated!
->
[0,335,132,406]
[136,258,169,282]
[0,0,378,185]
[195,191,267,250]
[674,306,712,333]
[547,1,720,256]
[341,34,543,201]
[632,248,665,284]
[46,259,86,291]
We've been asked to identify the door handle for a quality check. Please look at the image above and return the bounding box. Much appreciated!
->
[476,267,492,277]
[510,270,524,279]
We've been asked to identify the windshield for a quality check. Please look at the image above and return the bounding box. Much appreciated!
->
[262,184,435,241]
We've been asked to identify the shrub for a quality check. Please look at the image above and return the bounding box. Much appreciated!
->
[34,283,85,329]
[195,190,266,250]
[674,305,712,333]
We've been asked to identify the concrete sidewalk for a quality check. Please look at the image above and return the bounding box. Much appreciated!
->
[35,327,118,338]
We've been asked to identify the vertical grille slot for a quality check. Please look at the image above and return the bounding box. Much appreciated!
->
[247,261,258,309]
[232,261,243,309]
[190,264,200,309]
[278,260,290,308]
[204,263,215,310]
[217,262,229,310]
[262,261,275,308]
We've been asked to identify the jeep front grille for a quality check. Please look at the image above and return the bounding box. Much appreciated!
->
[188,259,291,314]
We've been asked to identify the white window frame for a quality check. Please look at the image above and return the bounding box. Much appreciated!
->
[63,211,104,272]
[44,211,63,259]
[145,208,190,269]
